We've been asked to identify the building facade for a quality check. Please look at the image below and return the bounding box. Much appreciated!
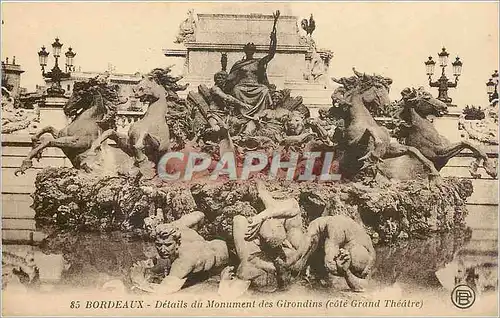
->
[2,56,25,98]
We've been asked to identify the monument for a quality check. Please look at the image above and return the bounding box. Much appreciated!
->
[1,5,498,317]
[164,9,333,115]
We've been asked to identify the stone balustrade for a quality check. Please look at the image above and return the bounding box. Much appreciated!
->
[116,110,145,133]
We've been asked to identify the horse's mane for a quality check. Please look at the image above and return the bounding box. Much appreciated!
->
[332,68,393,96]
[401,86,433,103]
[64,76,121,118]
[146,67,189,99]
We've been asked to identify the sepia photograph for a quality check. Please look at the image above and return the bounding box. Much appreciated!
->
[1,1,498,316]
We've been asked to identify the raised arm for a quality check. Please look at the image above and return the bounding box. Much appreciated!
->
[245,181,301,240]
[259,31,277,66]
[172,211,205,230]
[255,180,300,219]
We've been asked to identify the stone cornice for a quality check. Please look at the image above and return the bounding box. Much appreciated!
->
[163,49,188,57]
[197,13,297,21]
[2,63,25,74]
[179,42,309,53]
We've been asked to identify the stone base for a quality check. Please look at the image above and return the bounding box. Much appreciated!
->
[432,111,462,143]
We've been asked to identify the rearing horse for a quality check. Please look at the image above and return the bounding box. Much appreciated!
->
[82,67,188,179]
[395,87,497,179]
[15,76,127,176]
[330,68,441,181]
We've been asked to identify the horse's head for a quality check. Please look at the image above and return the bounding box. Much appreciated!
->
[64,77,128,119]
[400,87,448,118]
[332,68,393,111]
[133,67,188,104]
[63,81,94,118]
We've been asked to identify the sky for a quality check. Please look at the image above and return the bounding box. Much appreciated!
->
[1,1,499,107]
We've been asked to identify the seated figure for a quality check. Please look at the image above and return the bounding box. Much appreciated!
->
[131,211,229,294]
[205,70,255,134]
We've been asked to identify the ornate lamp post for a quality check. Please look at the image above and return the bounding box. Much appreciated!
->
[424,47,463,105]
[486,70,498,103]
[38,38,76,97]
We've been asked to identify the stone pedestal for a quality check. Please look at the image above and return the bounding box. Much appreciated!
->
[39,96,69,130]
[165,12,333,110]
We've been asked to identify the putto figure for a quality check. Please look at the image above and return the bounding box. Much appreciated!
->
[131,211,229,294]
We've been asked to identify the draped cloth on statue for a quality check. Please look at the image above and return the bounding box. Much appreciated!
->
[226,58,273,117]
[233,83,272,116]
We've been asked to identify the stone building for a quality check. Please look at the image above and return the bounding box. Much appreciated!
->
[2,56,25,98]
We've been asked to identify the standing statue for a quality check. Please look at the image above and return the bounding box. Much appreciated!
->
[329,68,442,182]
[15,76,128,176]
[224,10,280,130]
[83,67,188,179]
[130,211,229,294]
[391,87,497,179]
[174,9,197,44]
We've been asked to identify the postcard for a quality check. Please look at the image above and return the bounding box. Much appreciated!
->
[1,1,498,316]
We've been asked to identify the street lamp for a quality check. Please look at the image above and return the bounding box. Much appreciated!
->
[65,47,76,72]
[486,70,498,103]
[37,46,49,69]
[38,37,75,97]
[425,47,463,105]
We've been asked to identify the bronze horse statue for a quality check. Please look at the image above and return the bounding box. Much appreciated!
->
[330,68,442,181]
[15,76,127,176]
[82,67,188,179]
[393,87,497,179]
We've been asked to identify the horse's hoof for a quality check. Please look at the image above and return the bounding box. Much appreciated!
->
[81,163,92,173]
[358,152,372,162]
[429,174,444,187]
[483,160,498,179]
[140,170,157,181]
[469,171,482,179]
[14,170,24,177]
[14,160,32,176]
